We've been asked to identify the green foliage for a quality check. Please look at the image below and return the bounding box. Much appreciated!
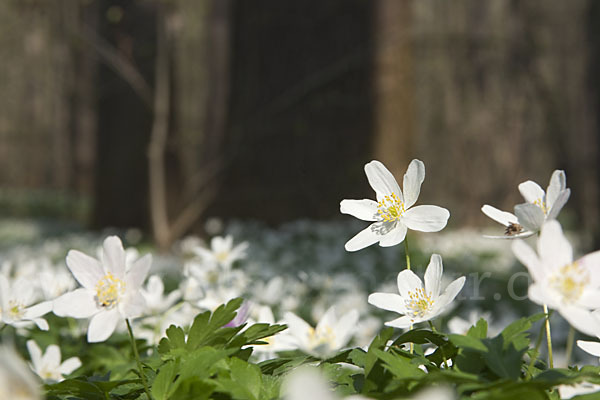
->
[42,300,600,399]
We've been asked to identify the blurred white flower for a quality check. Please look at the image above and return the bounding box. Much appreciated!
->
[194,235,248,270]
[248,305,296,361]
[0,275,52,331]
[512,221,600,336]
[368,254,465,328]
[558,381,600,399]
[447,310,491,335]
[140,275,181,315]
[341,159,449,252]
[53,236,152,342]
[482,170,570,238]
[577,339,600,362]
[284,306,359,358]
[26,340,81,382]
[0,345,42,400]
[282,366,370,400]
[409,386,456,400]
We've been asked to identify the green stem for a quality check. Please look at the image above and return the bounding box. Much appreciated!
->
[404,235,414,354]
[565,325,575,368]
[543,304,554,368]
[126,319,152,399]
[404,236,411,271]
[526,315,547,377]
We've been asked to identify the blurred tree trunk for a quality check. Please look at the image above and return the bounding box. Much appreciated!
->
[371,0,416,177]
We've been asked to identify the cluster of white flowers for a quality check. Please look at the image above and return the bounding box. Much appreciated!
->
[3,158,600,399]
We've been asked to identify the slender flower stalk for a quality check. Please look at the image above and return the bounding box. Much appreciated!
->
[565,326,575,367]
[126,319,151,400]
[543,304,553,368]
[404,235,413,354]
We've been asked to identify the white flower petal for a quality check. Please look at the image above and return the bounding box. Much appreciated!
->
[481,205,518,227]
[518,180,545,204]
[512,240,545,282]
[315,306,337,333]
[379,224,407,247]
[384,315,413,329]
[528,283,556,309]
[53,289,98,318]
[59,357,82,376]
[344,222,388,252]
[125,254,152,289]
[578,250,600,289]
[424,254,443,298]
[102,236,126,278]
[26,340,42,371]
[43,345,61,368]
[538,220,572,272]
[483,231,535,239]
[577,289,600,309]
[23,301,52,320]
[368,293,406,314]
[364,160,402,201]
[87,309,120,343]
[397,269,423,299]
[577,340,600,358]
[514,203,545,232]
[546,170,566,210]
[334,310,359,348]
[434,276,465,312]
[546,189,570,220]
[119,292,146,319]
[402,205,450,232]
[340,199,379,222]
[66,250,104,290]
[559,305,600,337]
[402,159,425,209]
[32,318,49,331]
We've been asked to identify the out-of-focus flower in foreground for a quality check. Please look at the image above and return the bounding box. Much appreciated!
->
[0,345,42,400]
[512,220,600,336]
[0,274,52,331]
[26,340,81,382]
[482,170,570,238]
[368,254,465,328]
[194,235,248,270]
[340,159,450,252]
[282,366,370,400]
[283,306,359,358]
[53,236,152,342]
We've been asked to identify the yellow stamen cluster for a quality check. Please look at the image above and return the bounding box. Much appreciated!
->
[549,262,588,303]
[534,198,548,215]
[377,193,405,222]
[307,325,336,348]
[8,300,24,319]
[95,272,126,309]
[405,287,435,320]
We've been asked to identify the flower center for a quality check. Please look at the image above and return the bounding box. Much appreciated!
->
[8,300,24,320]
[95,272,126,309]
[215,251,229,263]
[534,198,548,215]
[549,262,588,303]
[307,325,336,349]
[377,193,405,222]
[405,287,435,320]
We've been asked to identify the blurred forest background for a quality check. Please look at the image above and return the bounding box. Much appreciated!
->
[1,0,599,249]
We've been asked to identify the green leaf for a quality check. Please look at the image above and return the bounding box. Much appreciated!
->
[186,298,244,350]
[468,319,488,339]
[151,361,179,400]
[373,349,426,380]
[449,334,488,353]
[217,357,262,400]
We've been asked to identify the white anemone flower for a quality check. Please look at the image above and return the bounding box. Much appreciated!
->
[512,221,600,336]
[368,254,465,328]
[340,159,450,252]
[577,339,600,362]
[0,275,52,331]
[194,235,249,270]
[140,275,181,315]
[282,366,370,400]
[26,340,81,382]
[53,236,152,343]
[482,170,570,238]
[283,306,359,358]
[0,346,42,400]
